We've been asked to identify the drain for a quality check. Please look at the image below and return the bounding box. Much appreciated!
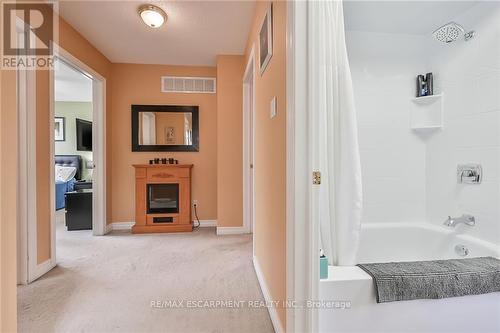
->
[455,244,469,257]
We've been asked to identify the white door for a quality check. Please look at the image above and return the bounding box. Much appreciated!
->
[141,112,156,145]
[248,72,255,234]
[243,50,256,239]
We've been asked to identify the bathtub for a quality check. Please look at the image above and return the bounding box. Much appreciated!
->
[319,222,500,333]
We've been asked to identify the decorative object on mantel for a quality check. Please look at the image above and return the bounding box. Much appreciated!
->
[149,157,179,165]
[132,163,193,234]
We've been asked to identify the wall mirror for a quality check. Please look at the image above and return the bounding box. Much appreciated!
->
[132,105,199,152]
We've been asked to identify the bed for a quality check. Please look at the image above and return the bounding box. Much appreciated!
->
[55,155,82,210]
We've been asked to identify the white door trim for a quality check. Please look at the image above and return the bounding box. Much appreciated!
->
[17,17,29,284]
[17,62,35,285]
[286,1,318,332]
[243,44,256,241]
[18,43,107,283]
[16,15,52,283]
[18,56,54,283]
[52,44,107,237]
[17,66,28,285]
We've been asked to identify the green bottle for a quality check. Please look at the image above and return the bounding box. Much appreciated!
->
[320,249,328,279]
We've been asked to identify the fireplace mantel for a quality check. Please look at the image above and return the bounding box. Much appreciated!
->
[132,164,193,233]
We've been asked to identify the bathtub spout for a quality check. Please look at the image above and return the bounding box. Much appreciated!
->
[443,214,475,227]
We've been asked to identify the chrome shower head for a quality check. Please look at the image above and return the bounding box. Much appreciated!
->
[433,22,475,43]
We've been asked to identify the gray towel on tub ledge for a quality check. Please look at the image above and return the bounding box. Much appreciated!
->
[357,256,500,303]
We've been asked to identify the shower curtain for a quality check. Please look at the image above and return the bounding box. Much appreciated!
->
[310,0,363,266]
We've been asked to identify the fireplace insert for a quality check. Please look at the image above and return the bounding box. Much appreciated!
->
[147,184,179,214]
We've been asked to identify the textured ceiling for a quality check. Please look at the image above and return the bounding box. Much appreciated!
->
[59,1,256,66]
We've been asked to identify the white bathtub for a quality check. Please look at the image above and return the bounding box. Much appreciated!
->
[319,222,500,333]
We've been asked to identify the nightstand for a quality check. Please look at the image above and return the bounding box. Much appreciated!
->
[65,189,92,230]
[74,180,93,190]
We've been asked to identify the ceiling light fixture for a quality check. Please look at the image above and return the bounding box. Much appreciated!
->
[138,4,167,29]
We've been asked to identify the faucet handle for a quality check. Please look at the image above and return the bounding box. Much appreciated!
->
[443,216,452,226]
[457,164,482,184]
[443,214,475,227]
[462,214,475,225]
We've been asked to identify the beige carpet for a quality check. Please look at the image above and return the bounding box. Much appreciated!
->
[18,211,274,333]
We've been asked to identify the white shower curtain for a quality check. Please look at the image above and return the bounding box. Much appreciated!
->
[310,0,363,266]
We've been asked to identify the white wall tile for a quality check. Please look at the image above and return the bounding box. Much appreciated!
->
[347,31,428,223]
[348,3,500,245]
[477,72,500,113]
[426,3,500,244]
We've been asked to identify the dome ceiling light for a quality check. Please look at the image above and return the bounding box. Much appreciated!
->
[138,4,167,29]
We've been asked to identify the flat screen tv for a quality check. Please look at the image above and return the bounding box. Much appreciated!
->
[76,118,92,151]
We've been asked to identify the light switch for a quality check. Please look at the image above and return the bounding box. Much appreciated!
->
[270,96,277,119]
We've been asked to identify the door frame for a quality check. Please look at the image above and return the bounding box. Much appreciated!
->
[243,44,256,241]
[286,1,318,332]
[18,44,107,283]
[51,44,107,239]
[16,16,35,283]
[16,16,46,284]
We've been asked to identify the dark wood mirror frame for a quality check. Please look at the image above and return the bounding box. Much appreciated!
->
[131,105,199,152]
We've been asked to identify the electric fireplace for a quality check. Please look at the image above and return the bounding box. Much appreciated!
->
[132,164,193,233]
[147,184,179,214]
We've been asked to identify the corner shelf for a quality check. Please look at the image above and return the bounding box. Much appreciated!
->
[411,94,443,104]
[410,93,443,130]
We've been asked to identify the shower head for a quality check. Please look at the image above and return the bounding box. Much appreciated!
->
[432,22,475,43]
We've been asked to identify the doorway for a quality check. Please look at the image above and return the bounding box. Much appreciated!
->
[17,45,107,284]
[53,57,94,235]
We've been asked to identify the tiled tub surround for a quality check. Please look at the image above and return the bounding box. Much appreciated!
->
[426,2,500,244]
[318,3,500,332]
[347,1,500,244]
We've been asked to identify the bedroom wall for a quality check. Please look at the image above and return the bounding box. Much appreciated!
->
[55,102,93,180]
[243,1,287,329]
[110,63,218,223]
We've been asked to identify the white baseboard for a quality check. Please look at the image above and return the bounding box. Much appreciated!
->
[106,220,218,232]
[198,219,217,227]
[113,221,135,230]
[32,258,56,282]
[216,226,249,235]
[105,221,135,233]
[253,256,284,333]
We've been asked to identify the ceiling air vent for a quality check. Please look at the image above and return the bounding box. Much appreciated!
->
[161,76,216,94]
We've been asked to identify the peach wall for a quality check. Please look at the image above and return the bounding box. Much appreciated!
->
[216,55,245,227]
[36,70,51,262]
[110,63,217,222]
[244,1,287,328]
[0,69,18,332]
